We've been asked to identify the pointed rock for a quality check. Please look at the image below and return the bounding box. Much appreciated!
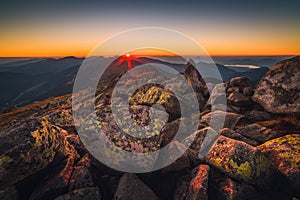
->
[113,173,159,200]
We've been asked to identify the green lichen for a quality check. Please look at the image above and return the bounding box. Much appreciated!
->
[238,162,252,179]
[278,152,300,168]
[210,157,223,168]
[229,159,252,179]
[256,155,270,176]
[261,135,300,168]
[0,155,13,168]
[30,119,61,168]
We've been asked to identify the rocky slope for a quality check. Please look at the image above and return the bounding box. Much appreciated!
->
[0,56,299,200]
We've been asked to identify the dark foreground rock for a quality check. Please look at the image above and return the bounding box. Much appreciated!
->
[206,136,292,199]
[54,187,101,200]
[113,173,159,200]
[0,118,70,189]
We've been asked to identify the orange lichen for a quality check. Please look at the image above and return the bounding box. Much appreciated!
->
[223,179,234,198]
[189,165,209,191]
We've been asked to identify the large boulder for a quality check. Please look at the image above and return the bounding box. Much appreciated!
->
[206,136,291,198]
[258,134,300,197]
[206,136,272,184]
[0,118,69,189]
[252,56,300,114]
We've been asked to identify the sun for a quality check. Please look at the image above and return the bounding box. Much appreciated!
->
[126,53,130,58]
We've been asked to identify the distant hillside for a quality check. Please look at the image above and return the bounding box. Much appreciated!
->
[0,56,84,75]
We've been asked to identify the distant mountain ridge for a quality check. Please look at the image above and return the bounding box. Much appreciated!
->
[0,56,269,108]
[0,56,84,75]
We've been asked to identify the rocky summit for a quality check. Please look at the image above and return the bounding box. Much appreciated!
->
[0,56,299,200]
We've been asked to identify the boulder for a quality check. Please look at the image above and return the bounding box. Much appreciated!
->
[211,104,235,113]
[208,168,264,200]
[184,62,208,98]
[0,186,18,200]
[0,118,69,189]
[258,134,300,197]
[227,92,251,107]
[29,148,79,200]
[244,110,271,122]
[201,110,243,130]
[219,128,258,146]
[243,87,253,96]
[252,56,300,114]
[227,87,239,93]
[174,165,210,200]
[129,86,181,120]
[207,83,226,106]
[54,187,101,200]
[183,127,217,154]
[113,173,159,200]
[227,77,250,91]
[68,154,95,191]
[160,118,180,146]
[159,141,198,174]
[235,123,285,144]
[206,136,286,193]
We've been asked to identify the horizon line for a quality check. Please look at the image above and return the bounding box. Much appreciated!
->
[0,54,298,59]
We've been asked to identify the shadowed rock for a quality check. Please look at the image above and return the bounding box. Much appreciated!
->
[113,173,159,200]
[174,165,210,200]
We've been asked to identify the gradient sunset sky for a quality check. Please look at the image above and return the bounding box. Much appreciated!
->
[1,0,299,57]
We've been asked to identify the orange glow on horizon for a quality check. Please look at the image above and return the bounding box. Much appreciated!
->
[0,36,299,57]
[1,47,298,58]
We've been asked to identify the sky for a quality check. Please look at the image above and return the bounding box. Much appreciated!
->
[0,0,300,57]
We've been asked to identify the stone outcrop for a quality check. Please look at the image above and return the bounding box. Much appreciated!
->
[252,56,300,114]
